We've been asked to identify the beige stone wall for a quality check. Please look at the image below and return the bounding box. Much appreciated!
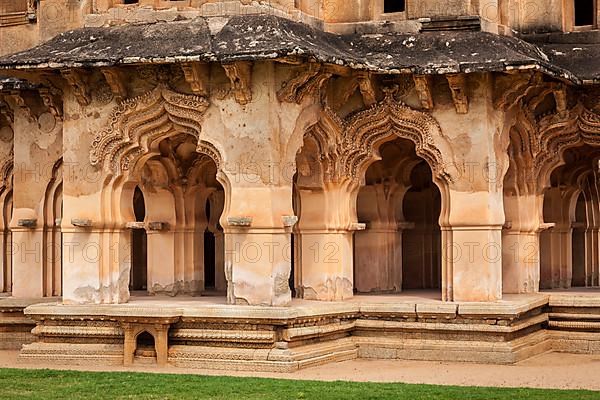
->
[1,56,599,305]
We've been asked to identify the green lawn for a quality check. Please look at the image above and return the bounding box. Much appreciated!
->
[0,368,598,400]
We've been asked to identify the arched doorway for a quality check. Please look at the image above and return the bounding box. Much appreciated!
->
[0,189,12,293]
[123,134,225,297]
[401,162,442,291]
[130,186,147,292]
[539,146,600,289]
[291,93,450,301]
[353,138,442,295]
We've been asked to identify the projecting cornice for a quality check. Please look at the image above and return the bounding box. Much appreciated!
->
[0,15,596,84]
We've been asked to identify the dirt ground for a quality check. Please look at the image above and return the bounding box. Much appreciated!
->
[1,350,599,391]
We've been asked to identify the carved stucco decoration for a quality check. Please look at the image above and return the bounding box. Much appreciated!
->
[278,64,380,109]
[0,97,13,124]
[506,86,600,196]
[305,91,450,184]
[90,84,210,175]
[278,63,325,104]
[222,61,253,105]
[0,148,13,193]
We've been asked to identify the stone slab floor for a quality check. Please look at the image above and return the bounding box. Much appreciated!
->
[1,350,599,391]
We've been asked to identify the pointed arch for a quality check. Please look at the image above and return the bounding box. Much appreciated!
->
[90,84,210,174]
[303,93,453,186]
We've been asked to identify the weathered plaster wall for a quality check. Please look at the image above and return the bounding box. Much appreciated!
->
[9,92,63,298]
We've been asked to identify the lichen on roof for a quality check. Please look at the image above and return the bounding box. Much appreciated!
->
[0,14,596,84]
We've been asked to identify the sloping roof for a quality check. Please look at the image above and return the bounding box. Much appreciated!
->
[540,43,600,83]
[0,14,594,84]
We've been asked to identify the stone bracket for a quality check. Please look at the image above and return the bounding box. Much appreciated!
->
[227,216,252,227]
[61,69,91,106]
[413,75,434,111]
[277,63,321,103]
[446,74,468,114]
[222,61,253,105]
[539,222,556,231]
[38,87,63,119]
[356,72,377,107]
[27,0,37,21]
[181,62,209,96]
[277,63,332,104]
[71,219,93,228]
[350,222,367,231]
[126,222,145,230]
[101,68,128,98]
[17,219,37,228]
[7,91,35,122]
[552,84,567,114]
[147,221,168,231]
[282,215,298,228]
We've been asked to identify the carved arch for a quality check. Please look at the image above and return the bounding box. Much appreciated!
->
[504,87,600,196]
[0,148,13,193]
[342,95,449,183]
[90,84,210,175]
[303,93,451,185]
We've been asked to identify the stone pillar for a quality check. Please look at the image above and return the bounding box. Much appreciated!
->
[214,231,226,292]
[11,224,43,298]
[208,191,225,292]
[583,188,600,286]
[354,183,408,293]
[10,97,63,299]
[295,182,356,301]
[443,188,504,302]
[0,228,11,293]
[502,193,546,293]
[144,188,177,295]
[354,226,403,293]
[223,186,293,306]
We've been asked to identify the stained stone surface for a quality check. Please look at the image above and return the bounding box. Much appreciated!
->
[0,15,591,83]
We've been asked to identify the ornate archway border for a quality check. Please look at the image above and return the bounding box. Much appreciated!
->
[90,84,210,175]
[305,93,452,185]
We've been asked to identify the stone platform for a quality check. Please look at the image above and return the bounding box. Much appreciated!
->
[0,297,58,350]
[7,291,574,372]
[544,288,600,355]
[2,290,599,372]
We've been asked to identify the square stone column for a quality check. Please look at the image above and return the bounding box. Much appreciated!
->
[446,225,503,301]
[225,228,292,306]
[61,226,130,304]
[443,190,504,302]
[297,230,354,300]
[11,226,44,298]
[222,187,293,306]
